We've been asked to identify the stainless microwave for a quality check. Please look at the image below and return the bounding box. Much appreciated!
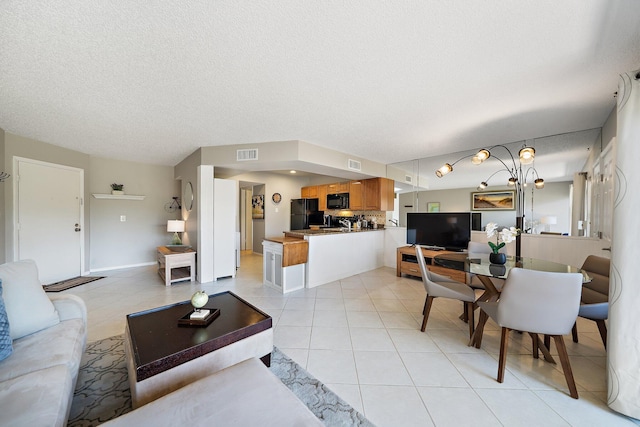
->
[327,193,349,209]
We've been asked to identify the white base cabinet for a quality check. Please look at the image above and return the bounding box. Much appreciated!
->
[262,241,305,293]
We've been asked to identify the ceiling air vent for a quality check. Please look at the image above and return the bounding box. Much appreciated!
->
[405,175,412,184]
[237,149,258,161]
[348,159,362,171]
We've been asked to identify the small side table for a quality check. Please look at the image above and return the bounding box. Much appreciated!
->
[157,246,196,286]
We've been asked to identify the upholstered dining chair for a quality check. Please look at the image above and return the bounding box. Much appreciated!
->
[571,255,610,349]
[416,245,477,339]
[477,268,583,399]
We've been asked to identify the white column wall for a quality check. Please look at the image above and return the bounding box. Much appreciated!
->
[197,165,214,283]
[608,69,640,419]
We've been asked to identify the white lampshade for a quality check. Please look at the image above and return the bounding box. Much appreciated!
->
[540,216,557,225]
[167,220,185,233]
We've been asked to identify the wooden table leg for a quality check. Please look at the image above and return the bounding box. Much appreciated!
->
[470,310,489,348]
[468,276,499,349]
[534,334,556,364]
[476,276,499,300]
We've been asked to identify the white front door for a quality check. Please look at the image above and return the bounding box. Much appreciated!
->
[15,158,84,283]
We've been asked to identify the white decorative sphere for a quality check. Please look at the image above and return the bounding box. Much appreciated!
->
[191,291,209,309]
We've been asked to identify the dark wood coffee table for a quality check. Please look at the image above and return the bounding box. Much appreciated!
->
[124,291,273,408]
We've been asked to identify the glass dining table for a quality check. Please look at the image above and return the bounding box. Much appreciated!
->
[433,252,591,356]
[433,252,591,298]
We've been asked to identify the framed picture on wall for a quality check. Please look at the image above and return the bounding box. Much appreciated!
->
[252,195,265,219]
[427,202,440,212]
[471,190,515,210]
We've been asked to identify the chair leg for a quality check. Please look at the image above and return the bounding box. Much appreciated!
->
[552,335,579,399]
[595,319,607,349]
[460,301,469,323]
[497,327,509,383]
[534,334,556,364]
[421,295,434,332]
[544,334,551,350]
[466,302,475,339]
[471,310,489,348]
[530,333,539,359]
[571,322,579,343]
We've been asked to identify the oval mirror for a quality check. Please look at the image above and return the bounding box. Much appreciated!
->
[184,181,194,211]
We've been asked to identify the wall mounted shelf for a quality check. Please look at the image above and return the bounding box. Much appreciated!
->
[92,194,146,200]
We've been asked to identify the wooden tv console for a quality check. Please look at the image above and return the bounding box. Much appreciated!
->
[396,245,466,283]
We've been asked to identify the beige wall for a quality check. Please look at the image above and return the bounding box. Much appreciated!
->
[174,149,202,250]
[200,140,387,179]
[602,106,617,148]
[89,157,179,270]
[1,131,179,271]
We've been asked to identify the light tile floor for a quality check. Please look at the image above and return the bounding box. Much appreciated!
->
[68,252,639,426]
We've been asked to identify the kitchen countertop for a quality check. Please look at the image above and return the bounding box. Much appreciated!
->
[262,236,309,267]
[263,236,309,244]
[284,228,385,238]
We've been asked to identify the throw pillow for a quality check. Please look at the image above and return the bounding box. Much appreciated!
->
[0,279,12,361]
[0,260,60,340]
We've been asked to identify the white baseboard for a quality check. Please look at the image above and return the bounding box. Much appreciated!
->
[90,261,156,273]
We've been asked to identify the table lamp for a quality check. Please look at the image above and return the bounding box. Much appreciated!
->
[540,216,557,233]
[167,220,185,245]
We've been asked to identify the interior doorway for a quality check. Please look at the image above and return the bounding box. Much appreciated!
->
[238,180,265,255]
[240,187,253,251]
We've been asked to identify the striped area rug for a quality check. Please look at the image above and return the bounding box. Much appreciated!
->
[43,276,104,292]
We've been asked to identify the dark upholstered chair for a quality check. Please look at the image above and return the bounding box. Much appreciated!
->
[572,255,610,348]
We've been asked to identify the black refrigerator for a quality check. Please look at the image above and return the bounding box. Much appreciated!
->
[290,198,324,230]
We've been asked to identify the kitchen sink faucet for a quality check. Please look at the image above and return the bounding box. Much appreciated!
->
[339,219,351,230]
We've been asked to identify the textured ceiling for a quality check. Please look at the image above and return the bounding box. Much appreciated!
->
[1,1,639,176]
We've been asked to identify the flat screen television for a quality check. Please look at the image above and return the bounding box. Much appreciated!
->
[406,212,472,251]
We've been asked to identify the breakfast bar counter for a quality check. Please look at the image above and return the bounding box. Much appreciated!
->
[283,228,385,288]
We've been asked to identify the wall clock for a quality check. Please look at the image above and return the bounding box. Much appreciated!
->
[272,193,282,204]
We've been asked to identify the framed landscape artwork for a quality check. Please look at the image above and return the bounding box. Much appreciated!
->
[471,190,515,210]
[427,202,440,212]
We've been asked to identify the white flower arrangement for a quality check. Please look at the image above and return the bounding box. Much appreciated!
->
[485,222,519,254]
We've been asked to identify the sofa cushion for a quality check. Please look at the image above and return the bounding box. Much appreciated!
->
[0,364,74,427]
[0,318,85,383]
[102,357,324,426]
[0,280,12,362]
[0,260,59,339]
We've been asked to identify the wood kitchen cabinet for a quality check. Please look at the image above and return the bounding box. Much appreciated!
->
[305,178,393,211]
[348,177,394,211]
[326,182,349,193]
[349,180,364,210]
[364,177,394,210]
[301,185,318,198]
[317,184,327,210]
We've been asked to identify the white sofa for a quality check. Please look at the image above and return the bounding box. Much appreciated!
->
[103,357,324,426]
[0,260,87,427]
